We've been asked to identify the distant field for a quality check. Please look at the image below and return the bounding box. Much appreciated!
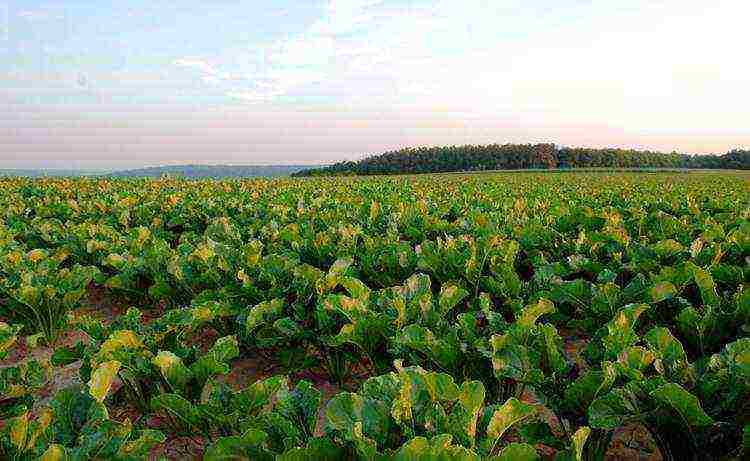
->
[1,171,748,460]
[0,164,311,178]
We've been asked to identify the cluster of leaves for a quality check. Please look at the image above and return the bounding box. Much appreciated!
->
[0,172,747,460]
[1,386,165,460]
[0,247,100,344]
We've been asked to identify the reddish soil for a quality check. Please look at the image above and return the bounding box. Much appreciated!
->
[79,285,131,322]
[609,424,662,461]
[150,435,206,460]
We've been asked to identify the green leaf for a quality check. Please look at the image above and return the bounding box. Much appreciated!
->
[393,434,480,461]
[322,294,370,322]
[0,322,21,360]
[422,372,460,403]
[675,306,716,347]
[489,442,539,461]
[360,372,400,403]
[549,279,591,313]
[490,339,537,383]
[644,327,691,382]
[396,324,460,372]
[602,304,648,359]
[246,299,285,333]
[597,269,618,284]
[150,393,206,432]
[339,276,371,301]
[230,376,287,414]
[49,386,105,447]
[563,371,611,415]
[329,313,389,370]
[458,381,485,414]
[650,383,713,427]
[588,388,639,430]
[449,381,486,447]
[51,343,85,366]
[708,338,750,379]
[68,417,133,459]
[652,239,684,258]
[400,273,433,301]
[96,330,146,362]
[276,380,322,439]
[26,332,45,349]
[540,324,568,375]
[116,430,166,460]
[590,282,622,319]
[325,392,391,450]
[203,429,274,461]
[277,438,344,461]
[273,318,303,338]
[689,263,720,307]
[597,361,619,400]
[152,350,193,394]
[190,335,239,385]
[316,258,355,294]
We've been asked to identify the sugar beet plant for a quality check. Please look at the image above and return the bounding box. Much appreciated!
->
[0,246,100,344]
[0,171,748,460]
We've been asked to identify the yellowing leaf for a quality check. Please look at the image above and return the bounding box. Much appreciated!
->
[193,243,214,263]
[328,258,353,278]
[89,360,121,403]
[458,381,485,445]
[517,299,555,328]
[5,384,27,398]
[572,426,591,461]
[370,200,381,222]
[17,285,41,307]
[0,322,20,358]
[153,350,181,375]
[98,330,144,359]
[246,298,284,332]
[486,397,536,441]
[104,253,126,267]
[27,407,54,448]
[27,249,48,263]
[391,360,415,426]
[690,238,704,258]
[191,305,214,323]
[10,411,30,451]
[40,444,67,461]
[650,281,677,303]
[6,250,23,265]
[26,332,45,349]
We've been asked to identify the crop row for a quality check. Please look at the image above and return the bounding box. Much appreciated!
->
[0,172,748,460]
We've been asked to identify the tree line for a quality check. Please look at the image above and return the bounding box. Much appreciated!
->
[292,144,750,176]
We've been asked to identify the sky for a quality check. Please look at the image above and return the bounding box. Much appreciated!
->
[1,0,749,169]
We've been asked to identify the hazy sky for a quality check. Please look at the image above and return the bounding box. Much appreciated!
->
[2,0,749,169]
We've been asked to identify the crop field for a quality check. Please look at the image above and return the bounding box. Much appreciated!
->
[0,171,748,460]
